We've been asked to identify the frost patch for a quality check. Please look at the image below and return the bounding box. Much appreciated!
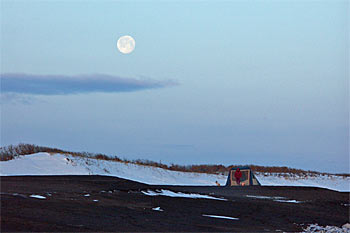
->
[142,189,226,201]
[152,207,164,211]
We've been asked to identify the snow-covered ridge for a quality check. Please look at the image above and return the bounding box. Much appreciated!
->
[0,153,349,192]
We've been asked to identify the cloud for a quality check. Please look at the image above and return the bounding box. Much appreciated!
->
[0,73,177,95]
[161,144,195,150]
[0,93,40,105]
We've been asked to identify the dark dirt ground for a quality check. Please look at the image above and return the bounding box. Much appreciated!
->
[1,175,349,232]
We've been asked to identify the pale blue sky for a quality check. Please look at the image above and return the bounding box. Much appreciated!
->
[1,0,349,173]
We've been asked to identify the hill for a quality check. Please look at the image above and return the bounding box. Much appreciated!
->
[0,144,349,191]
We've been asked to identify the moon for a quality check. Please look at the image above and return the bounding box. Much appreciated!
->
[117,35,135,54]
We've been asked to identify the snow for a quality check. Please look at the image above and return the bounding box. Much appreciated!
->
[93,200,98,202]
[152,207,164,211]
[246,195,284,199]
[0,153,87,176]
[29,194,46,199]
[84,194,90,197]
[274,199,302,203]
[142,189,227,201]
[246,195,302,203]
[0,153,226,185]
[257,172,350,192]
[303,223,350,232]
[202,214,239,220]
[0,152,349,192]
[10,193,27,198]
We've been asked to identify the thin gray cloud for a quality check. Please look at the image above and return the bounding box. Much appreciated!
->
[0,73,177,95]
[0,93,41,105]
[161,144,195,150]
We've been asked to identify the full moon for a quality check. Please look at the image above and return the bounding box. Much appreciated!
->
[117,35,135,54]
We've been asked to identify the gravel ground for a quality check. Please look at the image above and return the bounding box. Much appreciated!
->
[1,175,349,232]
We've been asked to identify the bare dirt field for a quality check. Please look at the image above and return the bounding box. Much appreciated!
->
[1,175,349,232]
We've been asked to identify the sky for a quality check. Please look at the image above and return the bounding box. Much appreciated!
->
[1,0,349,173]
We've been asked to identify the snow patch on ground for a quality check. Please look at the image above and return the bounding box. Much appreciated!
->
[29,194,46,199]
[12,193,27,198]
[0,152,349,191]
[246,195,285,199]
[246,195,302,203]
[202,214,239,220]
[152,207,164,211]
[303,223,350,232]
[274,199,302,203]
[142,189,227,201]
